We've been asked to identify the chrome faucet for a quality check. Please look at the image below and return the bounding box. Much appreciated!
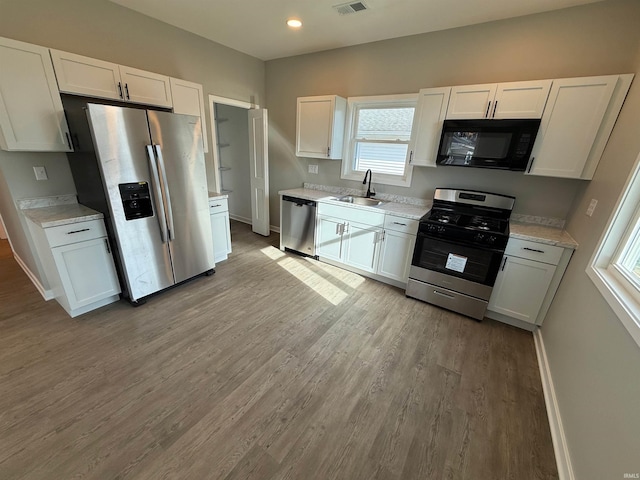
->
[362,169,375,198]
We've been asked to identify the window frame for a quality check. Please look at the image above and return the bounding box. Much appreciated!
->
[587,150,640,348]
[341,94,417,187]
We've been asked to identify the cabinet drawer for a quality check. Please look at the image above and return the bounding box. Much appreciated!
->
[384,215,418,234]
[208,198,229,215]
[318,202,385,227]
[45,219,107,247]
[505,238,563,265]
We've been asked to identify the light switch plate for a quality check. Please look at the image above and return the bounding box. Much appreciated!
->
[33,166,48,181]
[308,164,319,174]
[586,198,598,217]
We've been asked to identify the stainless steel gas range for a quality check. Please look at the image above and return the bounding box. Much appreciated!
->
[406,188,515,320]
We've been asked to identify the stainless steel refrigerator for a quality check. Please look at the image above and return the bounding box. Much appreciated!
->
[66,101,214,304]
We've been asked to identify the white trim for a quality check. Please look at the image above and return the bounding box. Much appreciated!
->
[587,150,640,348]
[533,329,575,480]
[13,253,54,301]
[341,94,417,188]
[208,94,260,193]
[229,213,251,225]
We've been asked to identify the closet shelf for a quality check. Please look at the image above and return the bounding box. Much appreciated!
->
[216,118,229,123]
[218,143,230,148]
[219,166,232,171]
[221,189,233,193]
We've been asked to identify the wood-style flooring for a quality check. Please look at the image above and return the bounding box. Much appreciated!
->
[0,223,558,479]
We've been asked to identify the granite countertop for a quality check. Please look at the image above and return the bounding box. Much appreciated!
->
[509,222,578,249]
[23,204,103,229]
[279,188,430,220]
[209,191,229,200]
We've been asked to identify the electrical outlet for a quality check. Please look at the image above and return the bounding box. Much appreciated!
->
[586,198,598,217]
[33,166,48,181]
[308,164,319,174]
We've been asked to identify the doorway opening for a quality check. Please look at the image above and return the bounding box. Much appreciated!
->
[209,95,269,236]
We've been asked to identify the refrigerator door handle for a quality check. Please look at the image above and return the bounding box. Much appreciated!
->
[146,144,168,243]
[154,144,176,241]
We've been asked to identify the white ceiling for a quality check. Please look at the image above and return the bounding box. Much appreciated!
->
[108,0,606,61]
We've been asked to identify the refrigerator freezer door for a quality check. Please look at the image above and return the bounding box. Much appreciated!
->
[147,110,214,283]
[86,104,174,300]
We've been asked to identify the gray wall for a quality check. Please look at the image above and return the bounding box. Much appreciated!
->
[540,43,640,480]
[216,104,252,222]
[0,0,265,284]
[265,0,640,226]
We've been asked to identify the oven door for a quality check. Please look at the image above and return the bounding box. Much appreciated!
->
[411,232,504,286]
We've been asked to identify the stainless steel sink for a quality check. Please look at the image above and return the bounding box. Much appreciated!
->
[334,195,384,207]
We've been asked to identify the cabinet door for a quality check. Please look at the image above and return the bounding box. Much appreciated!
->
[527,75,618,179]
[377,230,416,282]
[408,87,451,167]
[493,80,552,119]
[316,215,344,262]
[488,256,556,324]
[210,211,231,263]
[52,237,121,310]
[296,95,346,159]
[0,38,72,152]
[343,222,381,273]
[119,65,173,108]
[446,84,497,119]
[50,49,123,101]
[170,77,208,152]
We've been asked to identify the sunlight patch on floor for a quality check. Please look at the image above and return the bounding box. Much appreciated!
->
[304,256,366,289]
[260,246,286,260]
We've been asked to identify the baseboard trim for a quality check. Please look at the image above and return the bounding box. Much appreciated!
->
[228,214,280,234]
[533,329,575,480]
[13,253,53,301]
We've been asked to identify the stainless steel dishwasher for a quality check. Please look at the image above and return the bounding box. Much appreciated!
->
[281,195,317,258]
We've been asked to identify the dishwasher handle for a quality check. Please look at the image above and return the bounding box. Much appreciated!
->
[283,195,317,208]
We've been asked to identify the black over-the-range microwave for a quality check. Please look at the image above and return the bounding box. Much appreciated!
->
[436,118,541,171]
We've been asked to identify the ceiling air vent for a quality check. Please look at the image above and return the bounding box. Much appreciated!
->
[333,1,368,15]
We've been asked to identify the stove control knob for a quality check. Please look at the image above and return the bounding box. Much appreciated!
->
[438,226,446,233]
[475,233,485,242]
[487,236,497,245]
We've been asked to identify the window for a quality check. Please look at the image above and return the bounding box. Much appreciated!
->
[588,151,640,348]
[341,94,417,187]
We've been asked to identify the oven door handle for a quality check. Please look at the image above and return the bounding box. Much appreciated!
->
[416,231,505,254]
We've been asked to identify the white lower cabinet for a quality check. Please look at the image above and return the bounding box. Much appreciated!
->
[30,218,121,317]
[487,237,572,328]
[315,203,417,286]
[209,198,232,263]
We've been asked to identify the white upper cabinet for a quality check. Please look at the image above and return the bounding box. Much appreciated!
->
[50,50,122,101]
[296,95,346,159]
[0,37,72,152]
[170,77,208,153]
[119,65,172,108]
[527,74,633,179]
[49,49,173,108]
[446,80,551,119]
[407,87,451,167]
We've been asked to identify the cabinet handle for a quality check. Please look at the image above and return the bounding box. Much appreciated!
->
[485,101,492,118]
[523,247,545,254]
[104,238,111,254]
[409,151,413,164]
[501,256,508,271]
[125,83,130,100]
[64,132,72,150]
[117,82,124,99]
[492,100,498,118]
[211,204,222,208]
[527,157,535,173]
[327,146,330,157]
[392,221,407,226]
[67,228,90,235]
[335,223,340,235]
[343,222,349,234]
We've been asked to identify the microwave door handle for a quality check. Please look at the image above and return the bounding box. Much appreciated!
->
[146,145,168,243]
[492,100,498,118]
[485,101,492,118]
[154,145,175,241]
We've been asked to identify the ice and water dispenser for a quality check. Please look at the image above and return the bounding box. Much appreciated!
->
[119,182,153,220]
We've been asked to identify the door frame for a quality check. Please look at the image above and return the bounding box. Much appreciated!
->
[208,94,259,194]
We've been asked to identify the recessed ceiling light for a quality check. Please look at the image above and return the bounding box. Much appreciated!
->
[287,18,302,28]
